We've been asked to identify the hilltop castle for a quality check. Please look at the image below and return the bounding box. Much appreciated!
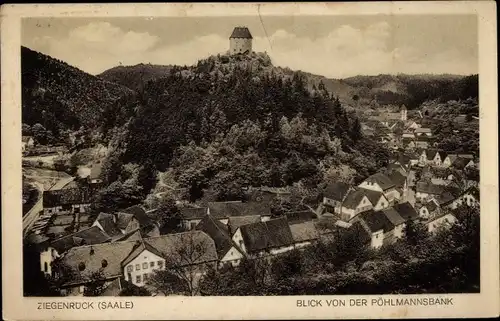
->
[229,26,253,55]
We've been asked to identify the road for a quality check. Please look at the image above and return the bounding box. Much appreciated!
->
[22,182,44,237]
[48,176,75,190]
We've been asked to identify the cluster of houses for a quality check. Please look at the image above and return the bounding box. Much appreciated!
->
[25,104,479,295]
[29,186,337,295]
[28,148,479,295]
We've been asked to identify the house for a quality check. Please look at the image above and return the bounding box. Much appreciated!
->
[451,157,475,171]
[227,215,261,236]
[207,201,272,224]
[358,172,400,203]
[322,182,354,215]
[415,182,444,202]
[179,207,209,230]
[284,210,318,224]
[443,154,474,168]
[425,149,446,167]
[22,136,35,152]
[408,153,420,166]
[414,128,432,137]
[92,213,124,240]
[385,169,408,196]
[91,206,160,241]
[42,188,93,216]
[89,160,104,185]
[427,212,458,234]
[381,207,406,239]
[403,138,416,150]
[195,215,245,268]
[405,121,420,130]
[415,140,429,150]
[441,186,479,210]
[387,163,408,178]
[402,131,415,140]
[39,226,111,277]
[358,188,390,211]
[290,221,321,249]
[392,202,419,222]
[351,210,395,249]
[121,205,160,237]
[338,189,374,221]
[418,199,440,219]
[56,230,218,294]
[232,216,295,257]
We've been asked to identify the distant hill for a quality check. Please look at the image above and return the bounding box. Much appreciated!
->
[342,73,478,108]
[21,46,135,138]
[99,56,478,110]
[98,63,174,92]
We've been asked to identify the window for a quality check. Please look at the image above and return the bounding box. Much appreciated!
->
[158,261,163,268]
[44,262,48,272]
[136,275,141,283]
[135,264,140,271]
[143,262,148,269]
[127,265,133,273]
[150,262,154,268]
[143,273,149,282]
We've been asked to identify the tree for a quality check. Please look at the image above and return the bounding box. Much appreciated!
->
[119,282,152,296]
[93,180,143,213]
[83,271,107,296]
[101,153,124,184]
[137,159,157,196]
[402,219,428,246]
[148,232,214,296]
[270,249,305,279]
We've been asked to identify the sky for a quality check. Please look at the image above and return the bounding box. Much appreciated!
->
[22,15,478,78]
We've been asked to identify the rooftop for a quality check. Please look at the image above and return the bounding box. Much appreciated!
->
[229,27,253,39]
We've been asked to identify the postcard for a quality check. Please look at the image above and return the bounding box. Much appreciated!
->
[1,2,499,320]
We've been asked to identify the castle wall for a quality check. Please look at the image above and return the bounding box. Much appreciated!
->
[230,38,252,55]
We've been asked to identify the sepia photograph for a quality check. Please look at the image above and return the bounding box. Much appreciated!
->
[2,2,499,320]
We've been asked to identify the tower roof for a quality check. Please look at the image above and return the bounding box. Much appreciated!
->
[230,27,253,39]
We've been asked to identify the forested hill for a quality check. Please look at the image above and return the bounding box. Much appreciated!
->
[104,52,390,203]
[21,46,135,138]
[342,74,479,108]
[97,63,174,92]
[99,55,478,110]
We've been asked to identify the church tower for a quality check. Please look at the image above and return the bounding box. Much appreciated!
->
[229,27,253,55]
[400,104,407,121]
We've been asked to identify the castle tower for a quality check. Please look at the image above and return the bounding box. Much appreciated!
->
[229,26,253,55]
[401,104,407,121]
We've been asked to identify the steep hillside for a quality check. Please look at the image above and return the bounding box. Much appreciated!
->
[98,63,174,92]
[101,52,390,204]
[343,74,478,108]
[21,46,136,138]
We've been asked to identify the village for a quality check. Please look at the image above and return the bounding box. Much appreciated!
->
[19,26,481,297]
[22,102,480,296]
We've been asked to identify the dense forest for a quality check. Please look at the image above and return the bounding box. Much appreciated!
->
[98,58,478,110]
[97,63,174,92]
[343,74,479,108]
[21,47,135,138]
[98,53,390,205]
